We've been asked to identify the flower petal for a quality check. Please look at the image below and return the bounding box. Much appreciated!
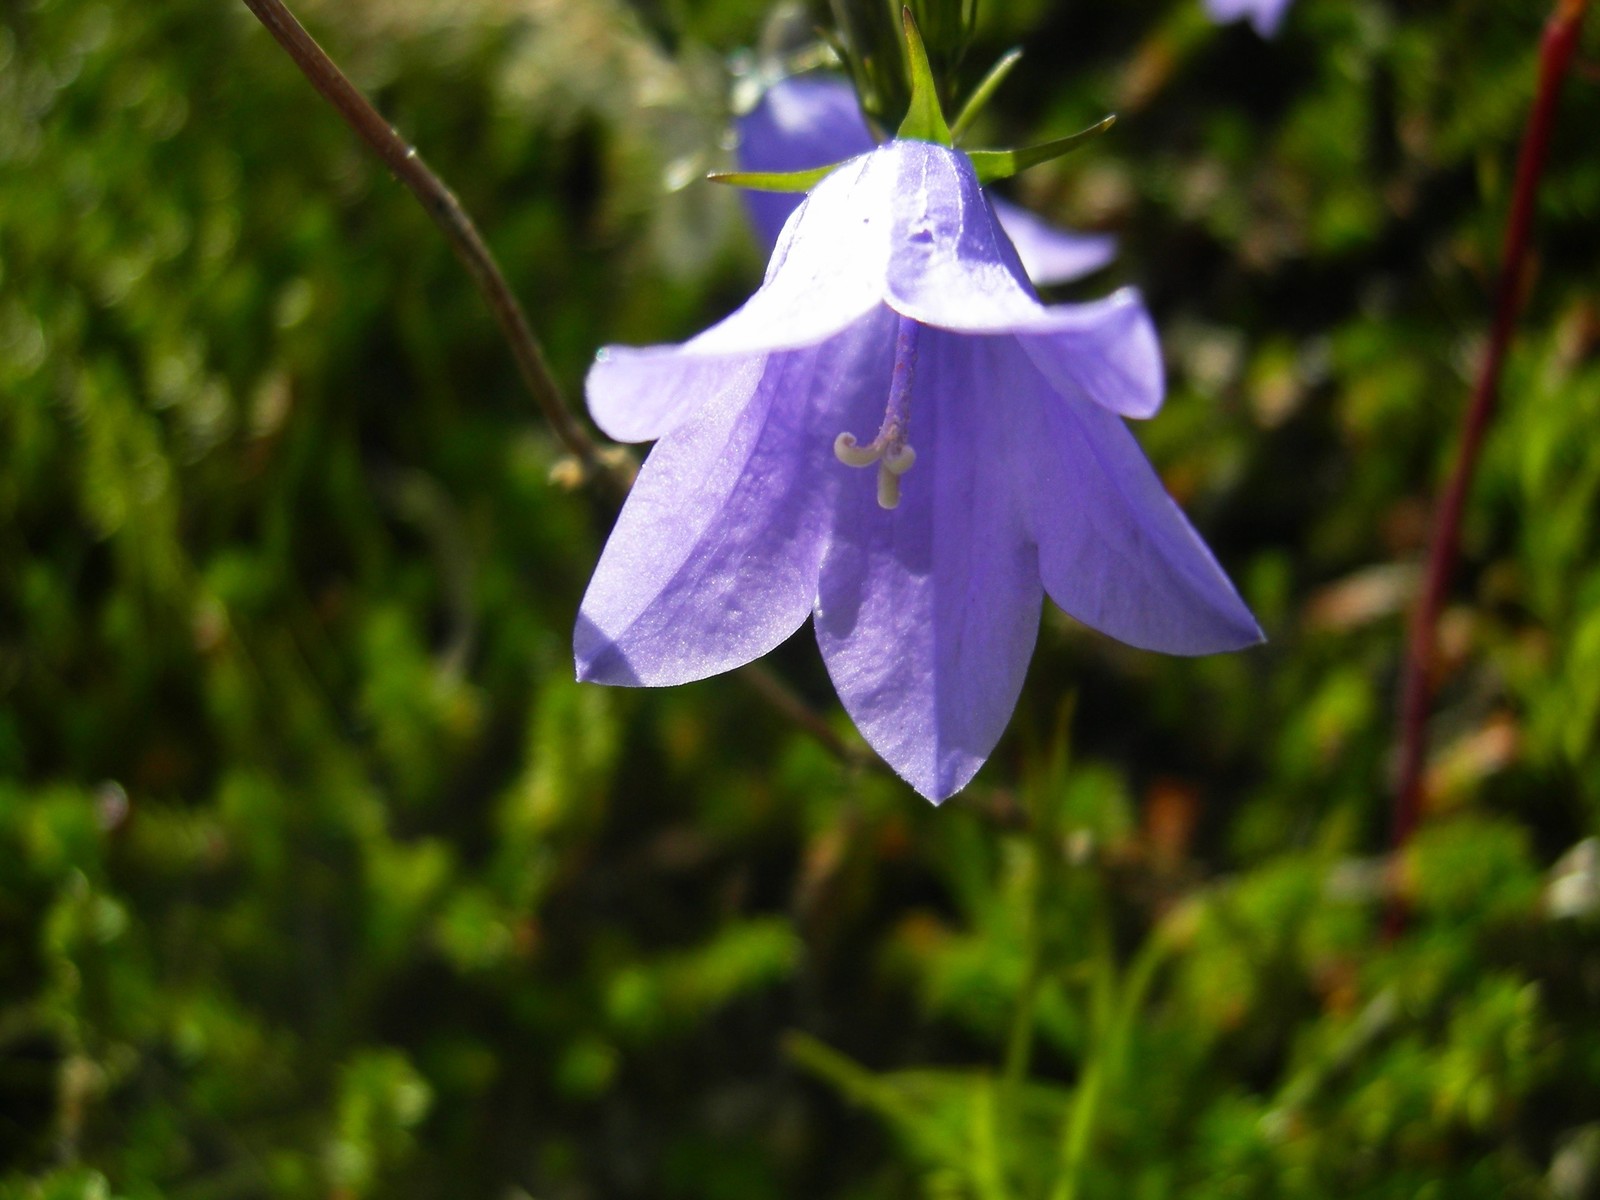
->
[859,146,1147,401]
[737,78,1118,290]
[597,142,1128,443]
[753,141,1096,339]
[735,73,873,249]
[577,313,895,686]
[1204,0,1292,37]
[690,150,906,354]
[588,345,764,443]
[872,143,1047,330]
[816,328,1042,802]
[1010,288,1165,420]
[1013,350,1264,654]
[991,197,1116,287]
[587,148,894,442]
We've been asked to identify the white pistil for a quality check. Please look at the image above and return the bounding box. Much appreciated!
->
[833,317,921,509]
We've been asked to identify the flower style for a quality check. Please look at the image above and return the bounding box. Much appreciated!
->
[575,139,1262,802]
[736,74,1117,288]
[1203,0,1293,38]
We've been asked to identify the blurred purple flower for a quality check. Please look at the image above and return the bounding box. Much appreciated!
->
[735,74,1116,287]
[1204,0,1293,38]
[575,140,1261,802]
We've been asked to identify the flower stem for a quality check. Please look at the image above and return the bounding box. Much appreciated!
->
[1049,918,1115,1200]
[1049,920,1173,1200]
[1003,703,1075,1098]
[1050,1056,1104,1200]
[1000,862,1044,1092]
[238,0,623,499]
[736,663,880,773]
[1388,0,1589,935]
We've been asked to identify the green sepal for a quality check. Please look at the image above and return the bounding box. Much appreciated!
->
[967,115,1117,184]
[706,163,843,193]
[950,47,1022,143]
[895,7,952,146]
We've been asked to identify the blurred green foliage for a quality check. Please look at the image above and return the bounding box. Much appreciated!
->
[3,0,1599,1196]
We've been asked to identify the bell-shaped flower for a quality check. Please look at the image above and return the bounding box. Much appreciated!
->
[736,74,1116,288]
[1204,0,1293,38]
[575,139,1262,802]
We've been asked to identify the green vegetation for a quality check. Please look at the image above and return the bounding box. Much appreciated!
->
[2,0,1597,1196]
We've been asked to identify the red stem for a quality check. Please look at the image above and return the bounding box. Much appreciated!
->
[1388,0,1589,934]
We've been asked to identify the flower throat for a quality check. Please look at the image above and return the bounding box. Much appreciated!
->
[834,316,920,509]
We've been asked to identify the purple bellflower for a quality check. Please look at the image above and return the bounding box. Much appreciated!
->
[1203,0,1293,38]
[736,74,1116,288]
[574,139,1263,802]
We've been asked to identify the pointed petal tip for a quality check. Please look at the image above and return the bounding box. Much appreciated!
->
[1007,288,1165,420]
[572,651,628,688]
[910,785,958,807]
[1103,289,1165,420]
[875,744,986,806]
[921,771,973,806]
[573,617,646,687]
[1214,597,1269,653]
[1142,602,1267,658]
[1212,619,1268,655]
[926,757,984,805]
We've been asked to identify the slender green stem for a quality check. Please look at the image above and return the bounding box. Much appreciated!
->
[1049,909,1178,1200]
[785,1031,925,1134]
[1003,713,1074,1096]
[1050,919,1115,1200]
[1050,1056,1104,1200]
[1104,928,1175,1084]
[951,48,1022,143]
[1001,921,1043,1092]
[1001,818,1048,1090]
[971,1077,1013,1200]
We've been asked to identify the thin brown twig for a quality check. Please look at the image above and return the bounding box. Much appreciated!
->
[1388,0,1589,936]
[239,0,872,771]
[737,664,881,773]
[239,0,624,499]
